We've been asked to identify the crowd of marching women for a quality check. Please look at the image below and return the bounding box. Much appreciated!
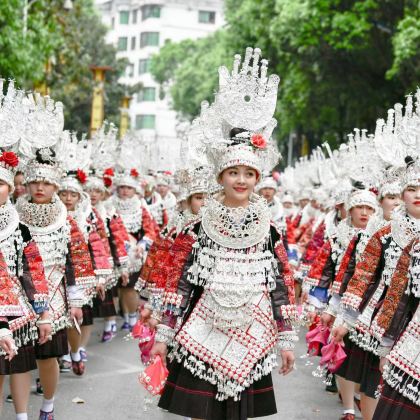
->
[0,47,419,420]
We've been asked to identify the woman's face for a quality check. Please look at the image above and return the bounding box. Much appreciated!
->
[219,165,258,207]
[156,184,169,198]
[13,173,26,199]
[28,181,57,204]
[349,205,375,229]
[259,187,275,203]
[0,181,10,206]
[58,190,80,211]
[117,185,136,199]
[403,185,420,219]
[88,188,104,206]
[380,193,401,221]
[189,193,207,215]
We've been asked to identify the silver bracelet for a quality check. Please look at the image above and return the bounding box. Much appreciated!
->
[278,331,299,350]
[36,319,52,326]
[376,345,391,358]
[155,325,175,344]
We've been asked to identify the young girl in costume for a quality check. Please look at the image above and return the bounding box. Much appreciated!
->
[150,48,298,420]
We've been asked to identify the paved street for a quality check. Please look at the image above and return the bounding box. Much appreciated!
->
[2,322,344,419]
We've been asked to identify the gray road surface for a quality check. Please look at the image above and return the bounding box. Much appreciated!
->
[2,322,344,419]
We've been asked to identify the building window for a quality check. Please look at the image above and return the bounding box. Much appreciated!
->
[136,114,156,129]
[119,10,129,24]
[131,36,136,50]
[132,9,138,24]
[140,32,159,47]
[199,10,216,24]
[126,63,134,78]
[138,59,151,74]
[117,37,128,51]
[141,5,161,20]
[138,87,156,102]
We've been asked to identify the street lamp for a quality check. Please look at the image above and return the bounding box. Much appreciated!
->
[23,0,73,36]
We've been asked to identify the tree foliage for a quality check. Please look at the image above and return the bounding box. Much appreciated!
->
[151,0,420,156]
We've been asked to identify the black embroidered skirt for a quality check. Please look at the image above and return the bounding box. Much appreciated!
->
[35,329,68,360]
[0,344,37,374]
[335,334,381,397]
[358,349,381,398]
[92,289,117,318]
[335,334,365,384]
[373,384,420,420]
[158,358,277,420]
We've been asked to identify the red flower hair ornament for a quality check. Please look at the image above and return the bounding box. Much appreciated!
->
[250,134,267,150]
[76,169,87,184]
[130,168,139,178]
[104,168,114,177]
[0,151,19,168]
[103,177,113,188]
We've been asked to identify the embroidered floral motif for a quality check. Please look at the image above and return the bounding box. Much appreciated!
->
[331,236,357,295]
[371,242,412,339]
[67,217,96,287]
[304,240,332,288]
[341,225,390,310]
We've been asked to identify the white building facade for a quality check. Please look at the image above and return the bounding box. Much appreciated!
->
[95,0,225,170]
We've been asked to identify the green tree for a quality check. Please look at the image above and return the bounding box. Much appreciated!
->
[0,0,60,83]
[150,0,420,157]
[151,32,233,119]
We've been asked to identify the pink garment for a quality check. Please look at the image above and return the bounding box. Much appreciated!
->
[320,341,347,373]
[138,356,169,396]
[132,320,155,365]
[305,324,330,356]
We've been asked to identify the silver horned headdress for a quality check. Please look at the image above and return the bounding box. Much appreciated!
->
[191,48,281,179]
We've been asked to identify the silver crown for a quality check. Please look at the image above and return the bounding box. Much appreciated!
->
[57,131,91,173]
[191,48,281,178]
[217,47,280,132]
[374,91,420,168]
[20,92,64,157]
[0,79,26,148]
[89,122,118,173]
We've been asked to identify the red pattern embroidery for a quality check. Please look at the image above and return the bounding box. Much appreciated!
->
[331,236,357,294]
[89,229,112,272]
[141,207,158,241]
[375,242,412,333]
[109,215,129,265]
[150,237,174,290]
[0,249,19,308]
[23,241,48,297]
[140,234,173,290]
[301,222,326,265]
[92,208,113,261]
[306,240,332,286]
[274,242,295,305]
[345,225,389,304]
[67,217,96,285]
[164,232,196,295]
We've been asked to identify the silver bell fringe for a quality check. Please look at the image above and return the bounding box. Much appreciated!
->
[0,323,39,356]
[383,364,420,406]
[168,343,278,402]
[349,328,380,355]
